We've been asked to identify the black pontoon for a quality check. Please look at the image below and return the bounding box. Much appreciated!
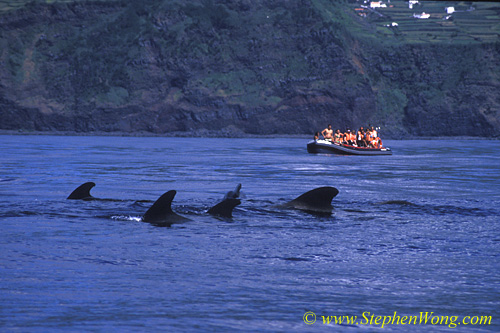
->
[307,140,392,156]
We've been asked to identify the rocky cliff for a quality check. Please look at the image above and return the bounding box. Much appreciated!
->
[1,0,499,137]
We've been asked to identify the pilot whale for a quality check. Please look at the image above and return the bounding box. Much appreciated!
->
[142,189,241,226]
[279,186,339,214]
[67,182,144,202]
[67,182,242,226]
[67,182,97,200]
[141,190,189,225]
[67,183,338,223]
[142,185,338,224]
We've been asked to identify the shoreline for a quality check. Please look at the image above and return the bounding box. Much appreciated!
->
[0,129,310,139]
[0,129,498,140]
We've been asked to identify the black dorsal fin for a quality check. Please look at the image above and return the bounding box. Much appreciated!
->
[284,186,339,213]
[142,190,175,222]
[208,198,241,218]
[142,190,189,224]
[67,182,96,200]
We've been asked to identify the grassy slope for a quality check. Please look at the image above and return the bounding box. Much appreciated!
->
[347,0,500,44]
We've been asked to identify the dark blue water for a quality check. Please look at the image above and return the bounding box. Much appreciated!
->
[1,135,499,331]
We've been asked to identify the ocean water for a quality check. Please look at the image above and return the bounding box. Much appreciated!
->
[0,135,499,332]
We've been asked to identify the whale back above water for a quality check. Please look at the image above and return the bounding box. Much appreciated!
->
[67,182,96,200]
[67,183,337,221]
[141,189,241,225]
[141,190,189,226]
[208,198,241,218]
[281,186,339,214]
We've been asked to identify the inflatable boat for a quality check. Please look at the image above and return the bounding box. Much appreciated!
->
[307,140,392,156]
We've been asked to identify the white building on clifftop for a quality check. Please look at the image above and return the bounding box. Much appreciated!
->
[413,12,430,19]
[409,0,419,9]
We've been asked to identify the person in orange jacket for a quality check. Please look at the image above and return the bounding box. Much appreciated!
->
[367,128,382,148]
[356,127,367,147]
[344,129,356,146]
[365,129,374,147]
[350,131,357,146]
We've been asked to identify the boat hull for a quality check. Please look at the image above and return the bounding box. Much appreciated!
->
[307,140,392,156]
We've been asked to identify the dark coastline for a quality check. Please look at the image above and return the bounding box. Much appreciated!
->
[1,1,499,139]
[0,129,309,139]
[1,129,498,140]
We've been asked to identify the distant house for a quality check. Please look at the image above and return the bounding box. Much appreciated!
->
[413,12,430,19]
[370,2,386,9]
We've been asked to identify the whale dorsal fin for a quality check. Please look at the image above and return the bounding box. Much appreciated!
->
[142,190,189,225]
[208,198,241,218]
[67,182,96,200]
[142,190,175,222]
[284,186,339,213]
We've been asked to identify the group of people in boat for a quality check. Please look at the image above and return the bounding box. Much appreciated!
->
[314,124,384,148]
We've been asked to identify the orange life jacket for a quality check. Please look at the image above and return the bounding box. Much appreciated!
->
[370,137,382,148]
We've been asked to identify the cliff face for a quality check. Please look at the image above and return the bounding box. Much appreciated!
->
[1,0,499,137]
[364,43,500,137]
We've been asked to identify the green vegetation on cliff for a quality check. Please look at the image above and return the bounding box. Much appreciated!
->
[1,0,499,137]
